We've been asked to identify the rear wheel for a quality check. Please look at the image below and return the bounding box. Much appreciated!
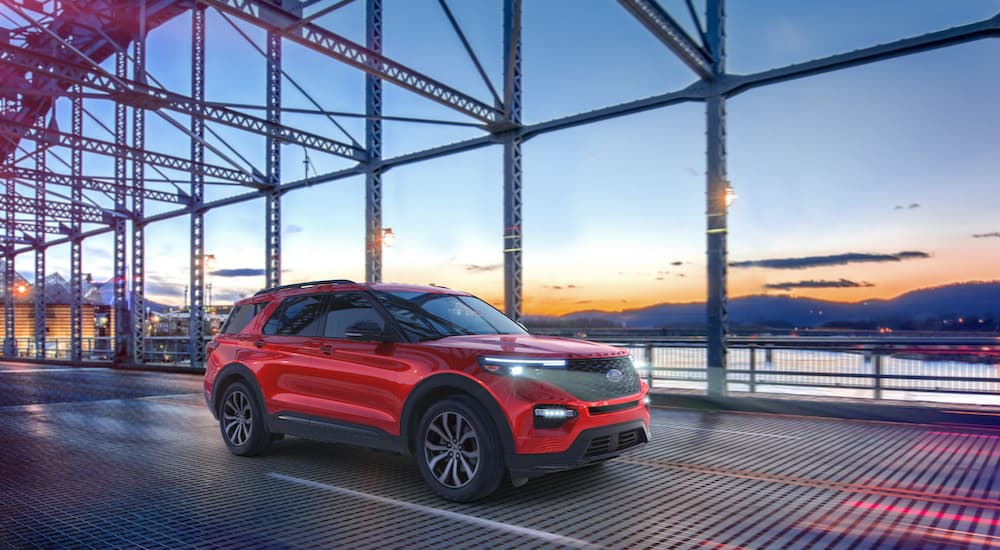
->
[219,381,271,456]
[416,396,505,502]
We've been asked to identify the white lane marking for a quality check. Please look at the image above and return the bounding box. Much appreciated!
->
[650,424,801,440]
[0,367,114,374]
[270,473,603,549]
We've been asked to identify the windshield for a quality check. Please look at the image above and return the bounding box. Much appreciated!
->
[372,290,528,341]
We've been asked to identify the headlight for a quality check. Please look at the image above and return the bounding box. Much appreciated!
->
[478,356,566,376]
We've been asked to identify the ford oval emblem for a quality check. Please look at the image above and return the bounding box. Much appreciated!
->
[606,369,624,383]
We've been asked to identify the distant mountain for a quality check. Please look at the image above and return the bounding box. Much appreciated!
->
[525,281,1000,329]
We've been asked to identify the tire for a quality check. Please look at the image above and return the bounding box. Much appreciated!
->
[219,381,271,456]
[416,396,505,502]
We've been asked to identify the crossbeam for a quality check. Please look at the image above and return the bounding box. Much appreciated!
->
[0,166,190,204]
[619,0,713,79]
[721,13,1000,96]
[7,195,112,224]
[0,119,262,186]
[0,43,367,160]
[199,0,504,126]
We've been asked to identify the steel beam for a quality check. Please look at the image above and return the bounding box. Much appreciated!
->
[705,0,727,398]
[364,0,383,283]
[0,119,261,186]
[619,0,713,80]
[113,50,129,364]
[2,240,13,357]
[33,129,46,359]
[0,43,366,160]
[132,3,147,364]
[0,166,190,204]
[6,195,111,224]
[722,14,1000,97]
[199,0,503,125]
[265,29,282,289]
[502,0,523,321]
[70,86,83,363]
[190,5,207,369]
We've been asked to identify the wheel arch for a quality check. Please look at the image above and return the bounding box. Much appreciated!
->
[400,373,515,457]
[212,362,266,418]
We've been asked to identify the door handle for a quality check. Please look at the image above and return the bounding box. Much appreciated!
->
[320,345,334,355]
[254,340,265,348]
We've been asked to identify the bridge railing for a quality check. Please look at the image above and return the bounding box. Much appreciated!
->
[588,336,1000,405]
[8,334,1000,404]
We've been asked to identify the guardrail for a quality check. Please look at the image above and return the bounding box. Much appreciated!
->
[5,336,199,367]
[6,334,999,405]
[590,336,1000,405]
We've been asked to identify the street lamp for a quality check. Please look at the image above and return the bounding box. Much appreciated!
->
[725,184,737,208]
[382,228,396,248]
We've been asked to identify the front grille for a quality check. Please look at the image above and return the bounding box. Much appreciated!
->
[584,428,646,457]
[531,356,640,402]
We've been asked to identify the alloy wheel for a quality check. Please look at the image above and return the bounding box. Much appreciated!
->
[423,410,480,489]
[222,390,253,447]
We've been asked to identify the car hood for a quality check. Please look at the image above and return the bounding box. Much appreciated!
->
[423,334,625,358]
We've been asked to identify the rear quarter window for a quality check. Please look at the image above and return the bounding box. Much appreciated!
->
[262,294,325,336]
[220,302,267,335]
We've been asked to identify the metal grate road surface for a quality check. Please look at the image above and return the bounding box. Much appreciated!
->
[1,364,998,548]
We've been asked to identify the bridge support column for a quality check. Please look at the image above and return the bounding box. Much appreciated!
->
[33,119,46,359]
[190,6,206,369]
[265,30,282,289]
[705,0,728,398]
[132,1,147,364]
[70,86,83,362]
[502,0,523,321]
[365,0,383,283]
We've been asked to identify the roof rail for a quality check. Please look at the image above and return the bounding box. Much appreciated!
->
[253,279,357,296]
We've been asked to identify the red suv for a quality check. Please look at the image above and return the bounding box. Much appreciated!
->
[204,280,650,501]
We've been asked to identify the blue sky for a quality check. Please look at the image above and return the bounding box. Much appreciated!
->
[8,0,1000,314]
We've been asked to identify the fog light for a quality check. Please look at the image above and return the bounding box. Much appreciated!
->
[533,406,577,429]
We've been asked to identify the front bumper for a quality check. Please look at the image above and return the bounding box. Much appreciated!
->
[506,419,649,477]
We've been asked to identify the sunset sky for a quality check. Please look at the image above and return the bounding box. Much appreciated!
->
[6,0,1000,315]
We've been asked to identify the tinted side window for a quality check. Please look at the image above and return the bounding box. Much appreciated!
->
[220,302,266,334]
[323,292,385,339]
[262,294,325,336]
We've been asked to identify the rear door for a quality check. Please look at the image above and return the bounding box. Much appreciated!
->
[254,293,328,416]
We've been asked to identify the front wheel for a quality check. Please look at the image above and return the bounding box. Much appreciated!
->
[219,381,271,456]
[416,396,505,502]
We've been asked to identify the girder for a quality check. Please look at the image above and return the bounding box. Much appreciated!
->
[364,0,383,283]
[0,118,261,186]
[33,118,46,358]
[189,4,207,369]
[70,86,83,362]
[3,219,69,236]
[0,166,190,204]
[0,43,366,160]
[0,0,188,158]
[721,13,1000,96]
[8,195,113,224]
[502,0,523,321]
[199,0,503,126]
[264,29,282,289]
[619,0,713,80]
[131,6,146,364]
[705,0,727,398]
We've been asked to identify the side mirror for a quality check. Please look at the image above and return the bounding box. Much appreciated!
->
[344,320,385,341]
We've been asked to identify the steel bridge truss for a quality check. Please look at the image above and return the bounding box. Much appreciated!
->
[0,0,996,383]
